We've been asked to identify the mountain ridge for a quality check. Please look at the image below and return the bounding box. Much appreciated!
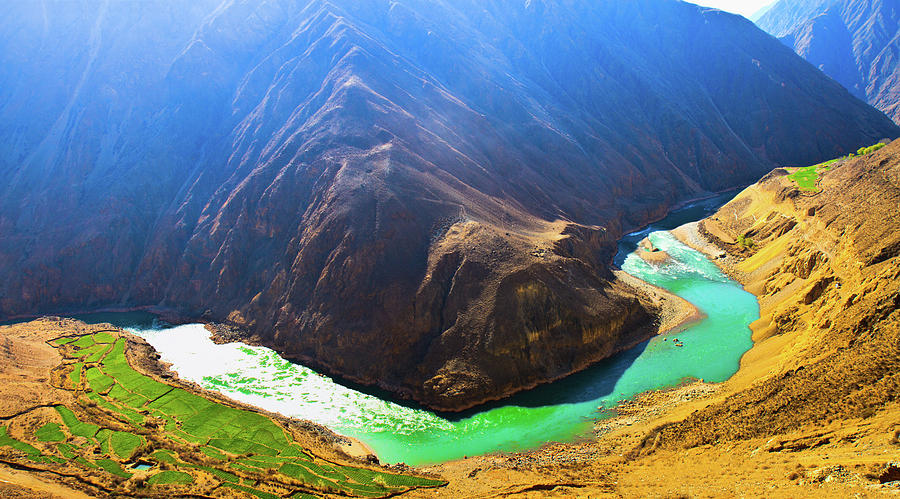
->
[757,0,900,122]
[1,0,897,410]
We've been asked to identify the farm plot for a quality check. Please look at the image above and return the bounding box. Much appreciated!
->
[0,329,445,498]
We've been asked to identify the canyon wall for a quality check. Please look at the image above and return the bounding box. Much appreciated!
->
[1,0,897,409]
[757,0,900,123]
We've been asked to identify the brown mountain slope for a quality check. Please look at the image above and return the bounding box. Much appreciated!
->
[417,141,900,499]
[651,140,900,446]
[1,0,897,411]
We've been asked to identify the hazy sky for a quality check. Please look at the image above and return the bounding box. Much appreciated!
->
[688,0,776,18]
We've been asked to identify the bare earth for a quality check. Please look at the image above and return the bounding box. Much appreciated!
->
[0,320,79,419]
[416,146,900,497]
[4,146,900,497]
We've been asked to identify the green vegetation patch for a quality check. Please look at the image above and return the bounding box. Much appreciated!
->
[857,142,886,156]
[787,142,886,191]
[34,455,66,465]
[84,342,112,363]
[378,472,445,488]
[55,406,99,439]
[56,443,77,459]
[93,332,116,343]
[787,164,821,191]
[279,462,326,485]
[85,367,115,393]
[279,444,311,459]
[200,446,226,461]
[84,392,145,427]
[148,390,204,418]
[147,470,194,485]
[52,337,78,346]
[0,426,41,457]
[72,335,97,349]
[38,330,447,496]
[107,384,150,409]
[238,457,278,471]
[75,456,99,469]
[222,482,280,499]
[97,458,131,478]
[786,158,839,191]
[182,404,238,437]
[34,422,65,442]
[230,462,265,475]
[68,362,84,385]
[109,431,142,459]
[96,429,112,454]
[150,449,178,464]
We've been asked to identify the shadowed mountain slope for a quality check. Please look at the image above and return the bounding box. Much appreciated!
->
[0,0,896,410]
[757,0,900,122]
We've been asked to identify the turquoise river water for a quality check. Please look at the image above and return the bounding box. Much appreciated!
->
[18,194,759,466]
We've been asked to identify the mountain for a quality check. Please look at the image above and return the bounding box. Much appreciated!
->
[750,1,777,22]
[631,140,900,494]
[756,0,900,122]
[0,0,896,411]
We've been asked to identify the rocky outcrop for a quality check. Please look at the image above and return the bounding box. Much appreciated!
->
[0,0,897,410]
[757,0,900,123]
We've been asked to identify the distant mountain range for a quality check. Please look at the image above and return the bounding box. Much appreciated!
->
[756,0,900,122]
[1,0,896,410]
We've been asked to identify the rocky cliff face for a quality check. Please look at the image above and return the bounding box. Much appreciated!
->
[648,139,900,446]
[757,0,900,122]
[0,0,897,410]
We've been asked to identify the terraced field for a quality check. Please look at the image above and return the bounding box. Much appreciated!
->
[786,142,885,191]
[0,326,445,497]
[786,158,841,191]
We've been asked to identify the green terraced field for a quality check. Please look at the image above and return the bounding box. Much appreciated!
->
[109,431,142,459]
[147,470,193,485]
[97,458,131,478]
[786,158,839,191]
[54,405,99,438]
[0,426,41,458]
[34,423,65,442]
[787,143,885,191]
[0,330,446,497]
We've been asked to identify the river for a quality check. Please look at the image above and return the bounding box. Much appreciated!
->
[33,190,759,466]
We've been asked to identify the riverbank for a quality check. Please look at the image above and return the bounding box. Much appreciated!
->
[420,150,900,496]
[613,269,703,335]
[7,149,900,497]
[0,183,772,496]
[123,327,381,464]
[0,318,446,497]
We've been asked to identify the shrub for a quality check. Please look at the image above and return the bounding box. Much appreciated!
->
[857,142,886,156]
[737,234,755,249]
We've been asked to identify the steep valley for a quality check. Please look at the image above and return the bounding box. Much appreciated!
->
[1,0,898,412]
[4,139,900,497]
[3,0,900,496]
[654,139,900,448]
[423,138,900,497]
